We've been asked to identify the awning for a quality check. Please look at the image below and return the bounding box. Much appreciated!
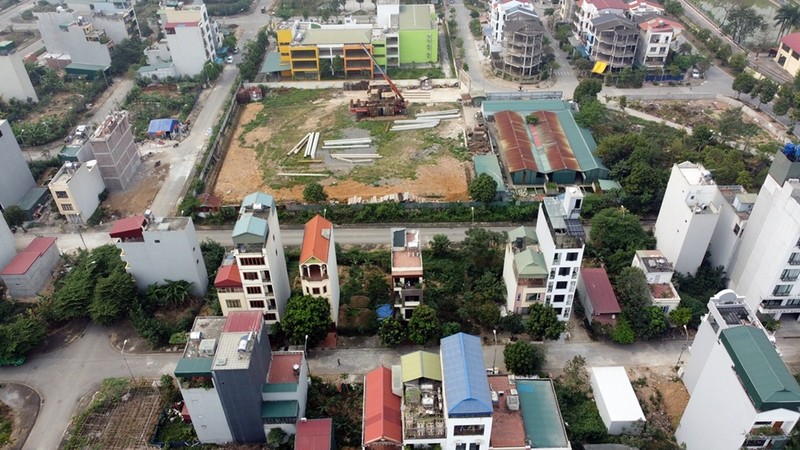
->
[592,61,608,74]
[260,52,291,74]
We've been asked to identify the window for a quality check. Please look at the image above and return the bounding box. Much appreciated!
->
[553,253,561,264]
[62,203,74,211]
[566,252,579,261]
[649,35,659,43]
[554,294,565,303]
[790,253,800,265]
[734,224,741,235]
[226,299,241,308]
[547,282,553,293]
[55,191,69,199]
[240,257,265,266]
[243,272,259,280]
[649,46,657,52]
[558,267,570,276]
[525,293,540,302]
[661,305,670,313]
[773,284,792,296]
[563,307,570,317]
[781,269,800,281]
[166,27,175,34]
[265,312,277,321]
[249,300,265,309]
[556,281,568,289]
[323,286,327,294]
[659,46,667,54]
[246,286,262,295]
[545,295,551,305]
[453,425,485,435]
[312,287,320,295]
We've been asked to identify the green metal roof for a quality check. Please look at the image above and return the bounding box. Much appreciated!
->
[261,400,299,419]
[401,351,442,382]
[597,179,622,191]
[514,249,547,277]
[65,63,107,73]
[261,52,290,74]
[174,357,213,377]
[137,62,173,74]
[517,379,569,449]
[301,28,371,45]
[262,382,298,393]
[17,187,48,211]
[473,154,506,192]
[720,326,800,412]
[232,213,268,242]
[399,5,435,30]
[482,99,568,117]
[508,226,538,245]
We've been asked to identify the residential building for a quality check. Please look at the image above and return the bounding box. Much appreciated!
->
[299,214,340,325]
[589,366,646,435]
[295,418,333,450]
[157,4,220,77]
[362,366,402,449]
[0,237,59,297]
[503,226,547,315]
[707,184,755,272]
[631,250,680,313]
[487,102,608,185]
[89,111,141,191]
[587,14,640,71]
[654,162,721,276]
[492,16,547,82]
[577,267,621,325]
[0,217,16,271]
[535,188,586,321]
[676,291,800,449]
[570,0,627,38]
[59,128,96,163]
[175,312,309,444]
[776,32,800,76]
[626,0,664,17]
[110,214,208,297]
[0,120,36,211]
[215,193,290,322]
[728,151,800,320]
[487,0,536,52]
[63,0,140,44]
[48,160,105,224]
[36,10,114,72]
[399,351,445,446]
[391,228,423,319]
[0,41,37,103]
[635,17,683,68]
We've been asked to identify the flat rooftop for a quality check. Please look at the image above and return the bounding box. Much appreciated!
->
[50,161,94,185]
[212,331,257,371]
[487,376,526,449]
[145,216,189,232]
[392,250,422,272]
[182,316,226,358]
[649,283,678,300]
[717,185,756,220]
[267,352,304,384]
[399,5,435,30]
[677,161,715,186]
[635,249,673,273]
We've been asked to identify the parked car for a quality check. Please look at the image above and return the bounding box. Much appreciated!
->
[692,67,702,79]
[232,47,239,54]
[226,55,235,64]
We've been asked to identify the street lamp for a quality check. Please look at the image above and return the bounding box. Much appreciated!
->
[492,329,497,375]
[676,343,688,367]
[121,339,136,382]
[471,206,475,224]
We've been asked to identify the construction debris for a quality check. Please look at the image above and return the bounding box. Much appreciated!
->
[390,121,440,131]
[287,133,312,156]
[277,172,328,177]
[347,192,418,204]
[417,109,460,117]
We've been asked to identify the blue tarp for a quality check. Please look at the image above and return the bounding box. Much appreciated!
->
[147,118,180,137]
[376,304,393,320]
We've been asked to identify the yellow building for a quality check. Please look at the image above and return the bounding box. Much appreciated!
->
[776,32,800,76]
[273,23,376,80]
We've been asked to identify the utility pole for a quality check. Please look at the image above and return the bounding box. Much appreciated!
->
[492,329,497,375]
[121,339,136,382]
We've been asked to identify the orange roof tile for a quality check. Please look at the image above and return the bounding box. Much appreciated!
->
[363,366,402,446]
[214,263,242,288]
[300,214,332,264]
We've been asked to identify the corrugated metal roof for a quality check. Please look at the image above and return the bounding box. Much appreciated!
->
[590,367,645,422]
[401,351,442,382]
[109,215,146,238]
[301,28,371,45]
[232,213,268,239]
[242,192,274,209]
[517,379,570,448]
[580,268,621,315]
[495,110,537,174]
[0,237,57,275]
[261,400,298,418]
[214,263,241,288]
[223,311,263,333]
[514,249,547,277]
[720,326,800,411]
[174,357,213,377]
[508,226,538,244]
[441,333,493,417]
[300,214,332,264]
[363,366,402,445]
[268,352,303,383]
[473,154,506,192]
[530,110,580,173]
[399,5,435,30]
[295,418,333,450]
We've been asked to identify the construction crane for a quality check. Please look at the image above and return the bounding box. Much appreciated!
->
[349,44,407,120]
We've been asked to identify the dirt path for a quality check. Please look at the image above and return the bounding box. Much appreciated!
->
[0,384,40,450]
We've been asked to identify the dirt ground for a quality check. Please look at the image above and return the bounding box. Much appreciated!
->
[0,384,40,450]
[103,153,170,218]
[628,366,689,430]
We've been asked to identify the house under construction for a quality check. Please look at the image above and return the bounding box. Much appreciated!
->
[492,16,547,82]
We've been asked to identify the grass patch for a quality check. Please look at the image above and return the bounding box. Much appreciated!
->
[0,402,12,446]
[64,378,132,450]
[386,67,445,79]
[154,418,196,442]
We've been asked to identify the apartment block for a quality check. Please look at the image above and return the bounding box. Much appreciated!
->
[492,16,547,82]
[157,4,220,77]
[0,120,36,211]
[535,187,585,321]
[0,41,37,103]
[588,14,640,70]
[48,160,105,224]
[110,214,208,297]
[299,214,340,325]
[503,226,547,315]
[89,111,141,191]
[635,17,683,68]
[570,0,627,40]
[36,10,113,68]
[631,250,681,313]
[215,193,290,323]
[676,290,800,449]
[487,0,536,52]
[391,228,423,320]
[0,237,60,298]
[0,217,16,270]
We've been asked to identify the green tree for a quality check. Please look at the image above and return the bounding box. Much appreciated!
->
[728,53,748,74]
[408,305,441,345]
[589,208,656,276]
[723,5,765,45]
[267,427,287,449]
[668,306,692,328]
[774,3,800,41]
[503,341,546,376]
[614,267,651,310]
[691,123,715,150]
[474,302,500,328]
[468,173,498,203]
[2,206,26,228]
[717,107,748,138]
[0,316,46,359]
[53,265,94,320]
[560,355,590,395]
[89,270,136,325]
[611,317,635,344]
[461,228,506,274]
[574,100,607,129]
[441,321,461,337]
[378,317,406,347]
[282,295,331,347]
[498,313,525,334]
[626,306,668,340]
[429,234,451,257]
[201,239,226,285]
[109,38,147,75]
[159,280,193,307]
[303,182,328,203]
[757,78,779,107]
[663,0,682,16]
[525,303,566,340]
[573,79,603,105]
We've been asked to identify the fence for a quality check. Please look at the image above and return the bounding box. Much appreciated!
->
[486,91,563,101]
[243,78,460,90]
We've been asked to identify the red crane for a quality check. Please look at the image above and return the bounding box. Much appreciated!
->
[348,45,407,119]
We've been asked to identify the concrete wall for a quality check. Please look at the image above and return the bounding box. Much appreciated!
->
[503,244,518,313]
[776,45,800,77]
[0,120,36,211]
[444,415,492,449]
[36,12,112,66]
[181,386,233,444]
[91,13,133,45]
[266,206,290,321]
[168,25,209,76]
[576,272,596,322]
[707,197,746,272]
[0,218,16,270]
[0,52,38,102]
[1,242,60,297]
[218,289,246,316]
[328,229,340,325]
[90,112,141,191]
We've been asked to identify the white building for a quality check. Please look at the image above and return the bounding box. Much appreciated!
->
[110,214,208,297]
[63,0,140,44]
[299,214,340,325]
[707,185,755,272]
[36,11,113,67]
[392,228,423,320]
[0,120,36,212]
[487,0,537,52]
[728,152,800,320]
[535,187,585,321]
[0,41,37,103]
[635,17,683,68]
[0,217,16,271]
[590,366,645,435]
[676,290,800,450]
[48,160,105,224]
[215,193,290,323]
[631,250,680,313]
[570,0,628,41]
[503,226,547,315]
[655,162,722,276]
[158,4,220,76]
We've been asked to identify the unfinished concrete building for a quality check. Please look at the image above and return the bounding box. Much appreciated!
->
[89,110,141,190]
[589,14,640,70]
[493,16,546,82]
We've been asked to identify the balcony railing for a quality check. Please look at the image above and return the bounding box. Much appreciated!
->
[760,301,800,311]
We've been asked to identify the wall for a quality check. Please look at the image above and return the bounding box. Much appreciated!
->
[90,113,141,190]
[91,13,132,45]
[266,206,291,321]
[0,218,16,270]
[536,206,583,321]
[707,196,746,272]
[2,243,60,297]
[444,415,493,449]
[53,162,105,223]
[503,244,518,313]
[328,230,340,325]
[399,28,438,64]
[181,386,233,444]
[0,121,36,210]
[168,25,208,76]
[0,52,38,102]
[576,273,596,321]
[776,45,800,78]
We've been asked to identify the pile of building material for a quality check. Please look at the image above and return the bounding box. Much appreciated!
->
[323,137,381,164]
[286,132,321,159]
[347,192,417,204]
[390,110,461,131]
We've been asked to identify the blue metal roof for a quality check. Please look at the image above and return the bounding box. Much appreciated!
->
[440,333,492,417]
[242,192,274,209]
[232,213,269,239]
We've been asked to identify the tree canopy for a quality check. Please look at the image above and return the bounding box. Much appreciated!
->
[589,208,656,276]
[503,341,546,376]
[378,316,406,348]
[408,305,441,345]
[468,173,498,203]
[525,303,566,340]
[282,295,331,347]
[303,182,328,204]
[573,79,603,105]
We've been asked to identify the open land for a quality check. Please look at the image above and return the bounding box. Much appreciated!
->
[629,366,689,430]
[103,153,170,218]
[212,89,470,203]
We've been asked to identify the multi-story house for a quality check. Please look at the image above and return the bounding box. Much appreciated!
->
[48,160,105,224]
[399,351,446,447]
[728,151,800,321]
[631,250,680,313]
[635,17,683,68]
[299,214,340,325]
[0,237,60,298]
[174,311,310,444]
[0,120,36,212]
[536,187,585,321]
[487,0,536,52]
[588,14,640,71]
[570,0,627,40]
[492,16,547,82]
[89,111,141,191]
[0,41,37,103]
[36,10,114,69]
[0,217,16,270]
[503,226,547,315]
[625,0,664,18]
[676,289,800,449]
[391,228,423,320]
[707,184,755,272]
[155,4,220,77]
[64,0,140,44]
[110,213,208,297]
[216,193,290,322]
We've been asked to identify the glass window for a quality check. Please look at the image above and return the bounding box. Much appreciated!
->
[225,300,241,308]
[250,300,265,309]
[773,284,792,296]
[556,281,568,289]
[62,203,74,211]
[55,191,69,199]
[566,252,578,261]
[558,267,570,276]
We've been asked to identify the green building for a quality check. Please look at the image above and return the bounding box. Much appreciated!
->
[398,5,438,65]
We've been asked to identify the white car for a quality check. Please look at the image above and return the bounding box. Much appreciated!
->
[226,56,235,64]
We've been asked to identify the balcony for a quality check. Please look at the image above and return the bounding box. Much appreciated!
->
[760,300,800,313]
[743,426,789,449]
[301,264,328,282]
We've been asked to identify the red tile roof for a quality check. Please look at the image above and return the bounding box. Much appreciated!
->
[295,418,333,450]
[495,110,538,173]
[363,366,402,446]
[214,263,241,288]
[580,268,621,315]
[109,215,146,238]
[198,193,222,208]
[585,0,628,9]
[781,32,800,53]
[650,283,677,299]
[0,237,57,275]
[300,214,332,264]
[268,352,304,383]
[223,311,263,333]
